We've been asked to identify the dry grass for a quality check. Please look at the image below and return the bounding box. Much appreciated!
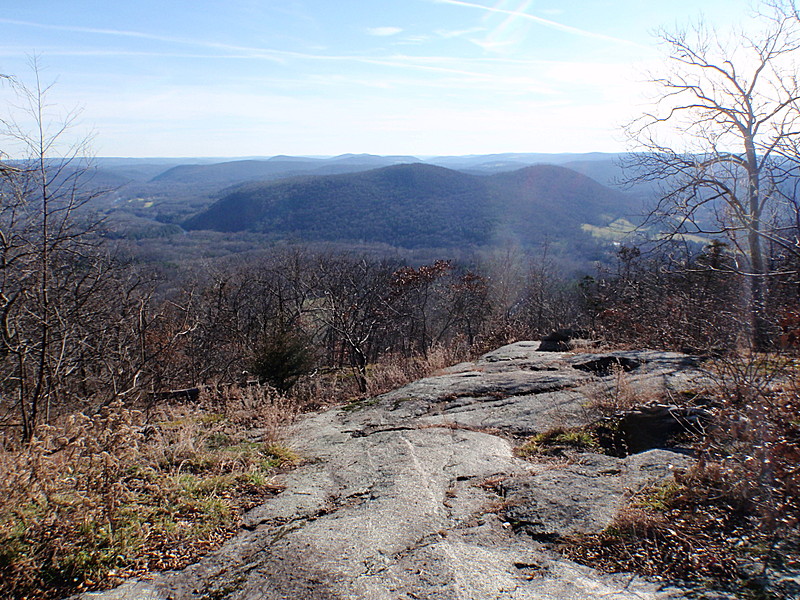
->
[292,343,470,409]
[514,426,601,459]
[561,351,800,598]
[366,344,466,397]
[582,363,660,416]
[0,384,299,600]
[561,477,788,593]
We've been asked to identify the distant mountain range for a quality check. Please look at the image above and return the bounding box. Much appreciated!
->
[38,152,657,267]
[91,152,631,188]
[182,162,643,252]
[150,154,423,186]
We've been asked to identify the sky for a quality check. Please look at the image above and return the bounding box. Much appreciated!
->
[0,0,754,158]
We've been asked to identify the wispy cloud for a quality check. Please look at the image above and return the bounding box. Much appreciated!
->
[0,18,294,62]
[468,38,515,52]
[0,18,429,68]
[432,0,644,47]
[434,27,486,39]
[0,18,199,45]
[0,16,568,79]
[0,46,263,60]
[0,15,636,104]
[395,35,431,45]
[366,27,403,37]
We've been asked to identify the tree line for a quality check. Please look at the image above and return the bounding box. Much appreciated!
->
[0,193,792,445]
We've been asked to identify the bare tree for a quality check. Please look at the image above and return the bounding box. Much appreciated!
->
[626,1,800,348]
[0,61,111,439]
[313,254,398,394]
[389,260,455,357]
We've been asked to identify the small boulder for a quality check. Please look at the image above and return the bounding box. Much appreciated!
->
[538,329,591,352]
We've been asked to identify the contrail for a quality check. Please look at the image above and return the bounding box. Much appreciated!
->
[433,0,644,47]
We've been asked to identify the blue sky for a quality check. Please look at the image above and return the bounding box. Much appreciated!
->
[0,0,751,157]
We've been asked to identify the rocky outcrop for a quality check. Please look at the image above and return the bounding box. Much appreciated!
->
[78,342,710,600]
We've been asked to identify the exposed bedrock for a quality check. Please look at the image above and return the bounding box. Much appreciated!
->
[78,342,711,600]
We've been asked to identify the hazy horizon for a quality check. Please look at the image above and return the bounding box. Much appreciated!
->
[87,150,621,161]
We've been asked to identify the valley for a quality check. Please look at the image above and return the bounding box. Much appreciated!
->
[85,152,650,271]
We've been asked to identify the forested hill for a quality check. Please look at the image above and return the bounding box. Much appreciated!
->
[182,162,641,250]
